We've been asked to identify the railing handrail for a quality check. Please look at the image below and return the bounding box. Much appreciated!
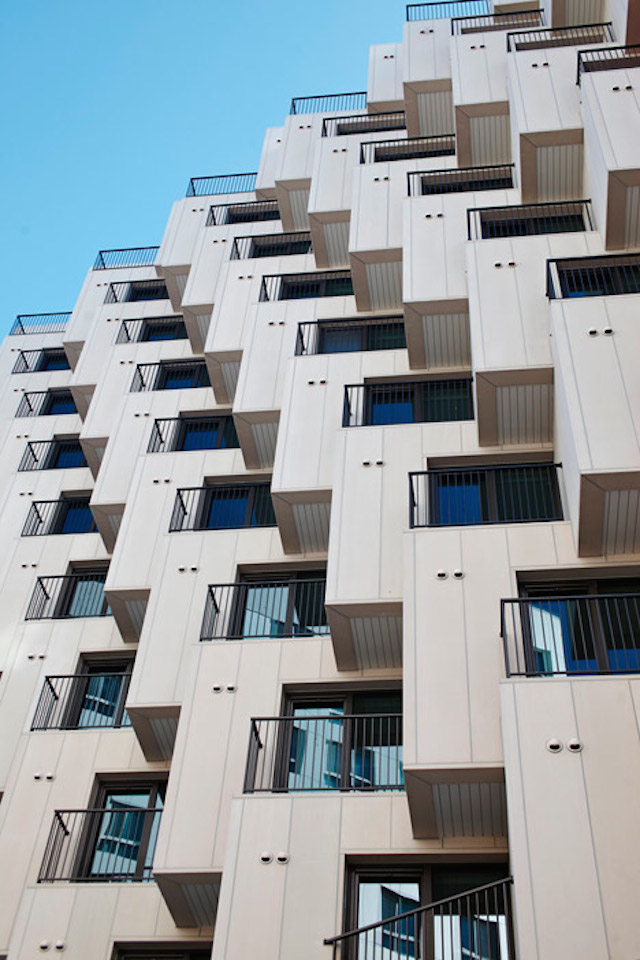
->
[407,0,489,20]
[42,671,132,680]
[51,806,163,815]
[251,712,403,723]
[186,173,257,197]
[410,461,560,477]
[453,8,543,32]
[290,92,367,114]
[467,199,593,239]
[10,312,71,336]
[324,877,514,945]
[208,577,326,589]
[93,247,160,270]
[577,43,640,83]
[507,20,612,50]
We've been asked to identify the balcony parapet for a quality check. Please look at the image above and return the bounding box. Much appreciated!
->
[290,92,367,115]
[453,8,542,33]
[93,247,159,270]
[506,21,613,50]
[343,379,474,427]
[9,312,70,336]
[577,43,640,84]
[186,172,257,197]
[32,673,131,730]
[200,578,328,641]
[467,199,593,239]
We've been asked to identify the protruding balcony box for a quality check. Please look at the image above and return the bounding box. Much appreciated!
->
[368,42,405,112]
[270,342,409,555]
[501,677,640,960]
[468,225,604,446]
[451,30,511,167]
[255,126,286,198]
[267,112,329,232]
[403,181,518,371]
[402,19,457,138]
[548,267,640,555]
[506,34,610,202]
[582,66,640,250]
[152,635,402,937]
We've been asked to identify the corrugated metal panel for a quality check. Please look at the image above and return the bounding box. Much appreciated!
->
[149,715,179,761]
[107,511,123,538]
[469,114,511,167]
[292,501,331,553]
[289,189,311,230]
[324,221,350,267]
[536,143,583,202]
[365,260,403,310]
[417,90,454,137]
[174,272,189,297]
[182,880,220,926]
[196,313,211,343]
[125,598,148,636]
[251,420,279,467]
[351,615,403,669]
[421,312,471,369]
[624,185,640,249]
[433,782,508,838]
[221,361,241,400]
[603,489,640,555]
[495,383,554,444]
[565,0,604,24]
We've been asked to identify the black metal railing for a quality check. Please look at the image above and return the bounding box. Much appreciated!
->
[148,416,239,453]
[324,878,515,960]
[407,0,490,21]
[38,806,161,883]
[200,578,328,641]
[15,390,77,418]
[467,200,593,239]
[207,199,280,226]
[408,163,514,196]
[18,439,87,472]
[104,280,169,304]
[360,134,456,164]
[577,44,640,83]
[500,593,640,677]
[186,173,257,197]
[409,463,563,527]
[12,348,70,374]
[322,111,406,138]
[131,360,210,392]
[22,498,96,537]
[244,714,403,793]
[231,232,313,260]
[260,270,353,302]
[453,8,543,33]
[502,594,640,676]
[296,316,406,355]
[343,379,474,427]
[9,312,71,336]
[115,316,187,343]
[290,92,367,114]
[31,673,131,730]
[93,247,159,270]
[507,22,613,51]
[546,253,640,298]
[169,484,276,532]
[25,574,110,620]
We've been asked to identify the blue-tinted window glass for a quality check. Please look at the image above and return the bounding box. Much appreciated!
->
[369,386,414,425]
[59,502,95,534]
[140,320,186,341]
[433,473,486,525]
[67,577,109,617]
[45,392,76,415]
[38,350,69,371]
[319,326,364,353]
[181,421,219,451]
[51,442,86,469]
[206,490,249,529]
[90,789,163,881]
[78,674,125,727]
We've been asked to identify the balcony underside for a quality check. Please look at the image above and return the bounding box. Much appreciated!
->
[549,0,604,26]
[604,169,640,250]
[79,436,107,480]
[325,600,403,670]
[274,179,311,232]
[404,79,455,139]
[476,367,554,446]
[233,410,280,469]
[127,703,181,762]
[105,586,150,643]
[182,305,213,354]
[69,383,95,420]
[156,264,190,313]
[90,501,125,553]
[272,489,332,554]
[405,299,471,371]
[455,103,511,167]
[350,251,403,312]
[579,470,640,556]
[205,351,242,405]
[308,212,351,268]
[520,130,584,203]
[154,869,220,928]
[404,764,507,840]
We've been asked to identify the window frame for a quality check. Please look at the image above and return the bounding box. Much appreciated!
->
[61,658,133,730]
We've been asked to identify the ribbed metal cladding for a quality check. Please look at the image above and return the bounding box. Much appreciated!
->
[292,502,331,552]
[416,90,454,137]
[351,616,403,668]
[421,313,471,369]
[324,221,351,266]
[535,143,584,203]
[288,189,311,230]
[469,114,511,167]
[495,384,554,445]
[432,782,508,838]
[603,490,640,555]
[364,260,403,310]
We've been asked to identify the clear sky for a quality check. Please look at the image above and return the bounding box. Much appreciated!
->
[0,0,403,336]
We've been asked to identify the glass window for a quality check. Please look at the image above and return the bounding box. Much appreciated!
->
[140,319,187,341]
[125,281,168,302]
[178,416,238,451]
[156,363,209,390]
[202,484,275,529]
[74,664,131,729]
[48,440,87,470]
[89,783,164,881]
[43,391,76,415]
[37,349,69,372]
[429,465,561,526]
[237,575,328,639]
[59,572,110,618]
[55,498,96,534]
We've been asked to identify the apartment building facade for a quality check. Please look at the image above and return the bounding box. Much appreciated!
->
[1,1,640,957]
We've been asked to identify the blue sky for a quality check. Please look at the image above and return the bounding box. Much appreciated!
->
[0,0,402,335]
